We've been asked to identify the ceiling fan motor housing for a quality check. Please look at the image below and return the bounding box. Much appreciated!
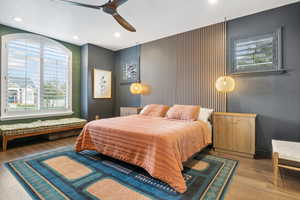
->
[103,7,117,15]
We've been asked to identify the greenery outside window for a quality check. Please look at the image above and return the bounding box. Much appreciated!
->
[231,28,282,74]
[1,33,73,120]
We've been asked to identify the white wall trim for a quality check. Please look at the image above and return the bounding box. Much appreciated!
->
[0,111,74,121]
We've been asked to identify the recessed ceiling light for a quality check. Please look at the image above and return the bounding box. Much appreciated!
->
[13,17,23,22]
[73,35,79,40]
[114,32,121,38]
[208,0,218,4]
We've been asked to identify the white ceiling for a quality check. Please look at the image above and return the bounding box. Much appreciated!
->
[0,0,299,51]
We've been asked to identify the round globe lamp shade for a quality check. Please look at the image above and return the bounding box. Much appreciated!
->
[130,83,143,95]
[140,84,150,95]
[215,76,235,93]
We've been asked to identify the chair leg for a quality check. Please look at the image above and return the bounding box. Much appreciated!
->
[2,136,8,152]
[273,152,279,186]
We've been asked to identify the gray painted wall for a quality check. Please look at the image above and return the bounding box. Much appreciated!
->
[114,46,141,115]
[81,45,89,120]
[81,44,115,121]
[227,2,300,155]
[140,36,178,106]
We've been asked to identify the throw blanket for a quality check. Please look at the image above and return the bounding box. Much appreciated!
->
[75,115,211,193]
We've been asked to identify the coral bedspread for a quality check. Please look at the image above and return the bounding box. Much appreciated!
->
[75,115,212,193]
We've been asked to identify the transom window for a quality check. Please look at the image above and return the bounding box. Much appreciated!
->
[1,33,72,120]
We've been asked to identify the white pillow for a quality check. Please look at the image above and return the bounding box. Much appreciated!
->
[198,108,214,122]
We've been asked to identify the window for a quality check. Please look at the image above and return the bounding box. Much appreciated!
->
[231,28,282,74]
[1,33,72,120]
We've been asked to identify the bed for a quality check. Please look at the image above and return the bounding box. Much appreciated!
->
[75,114,212,193]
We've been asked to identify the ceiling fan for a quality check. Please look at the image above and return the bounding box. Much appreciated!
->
[55,0,136,32]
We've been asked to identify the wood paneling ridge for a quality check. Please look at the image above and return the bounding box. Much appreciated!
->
[141,23,226,112]
[175,22,226,111]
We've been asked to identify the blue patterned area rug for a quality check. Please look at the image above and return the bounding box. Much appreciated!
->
[5,147,238,200]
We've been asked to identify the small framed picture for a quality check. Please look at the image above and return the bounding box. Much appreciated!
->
[93,69,112,99]
[121,63,139,83]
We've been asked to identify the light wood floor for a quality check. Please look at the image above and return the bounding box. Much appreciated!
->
[0,136,300,200]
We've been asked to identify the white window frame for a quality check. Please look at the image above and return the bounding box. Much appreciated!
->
[1,33,73,121]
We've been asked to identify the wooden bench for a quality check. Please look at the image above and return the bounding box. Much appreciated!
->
[272,139,300,186]
[0,118,87,151]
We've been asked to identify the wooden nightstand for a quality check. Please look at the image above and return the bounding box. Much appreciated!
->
[120,107,143,116]
[213,112,257,158]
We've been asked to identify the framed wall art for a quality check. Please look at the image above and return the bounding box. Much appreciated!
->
[93,69,112,99]
[121,63,139,83]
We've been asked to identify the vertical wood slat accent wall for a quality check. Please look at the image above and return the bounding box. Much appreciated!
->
[141,22,226,112]
[175,22,226,112]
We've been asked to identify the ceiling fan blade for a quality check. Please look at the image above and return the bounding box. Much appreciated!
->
[54,0,103,9]
[113,13,136,32]
[111,0,128,7]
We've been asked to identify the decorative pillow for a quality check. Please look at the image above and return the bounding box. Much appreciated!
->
[140,104,170,117]
[166,105,200,121]
[198,108,214,122]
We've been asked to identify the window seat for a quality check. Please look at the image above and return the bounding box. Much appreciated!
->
[0,118,87,151]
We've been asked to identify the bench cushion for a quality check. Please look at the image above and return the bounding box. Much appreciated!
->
[272,139,300,163]
[0,118,87,136]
